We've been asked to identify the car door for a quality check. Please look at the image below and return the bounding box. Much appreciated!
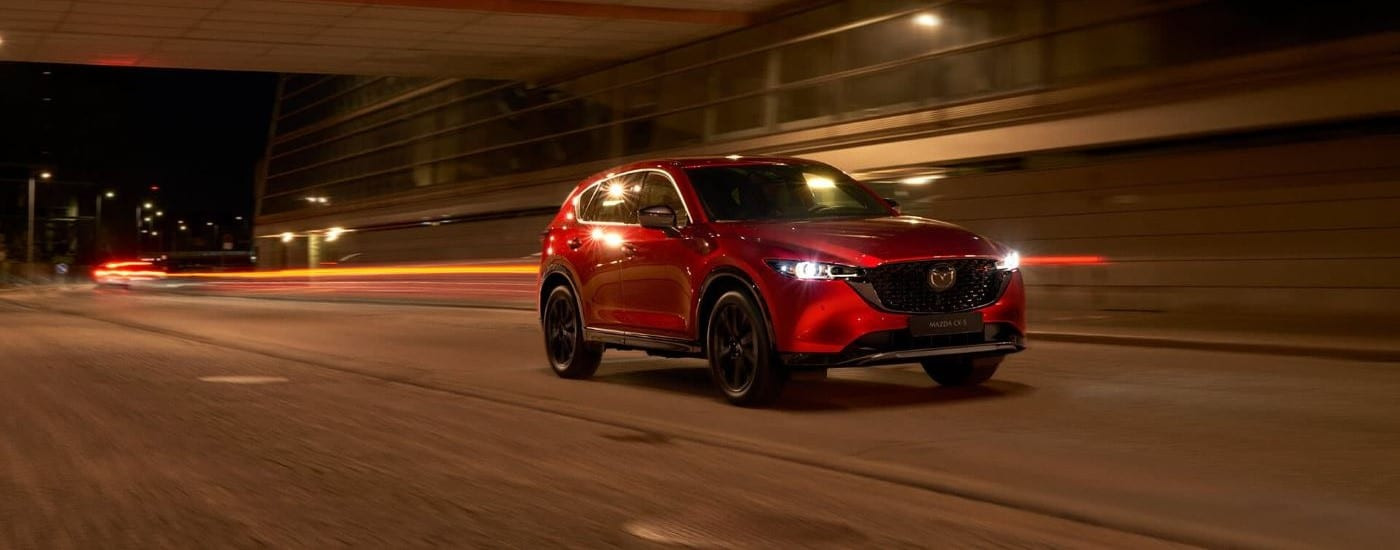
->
[614,170,698,338]
[573,173,639,330]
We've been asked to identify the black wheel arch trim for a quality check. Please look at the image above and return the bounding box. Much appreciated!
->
[539,260,581,318]
[697,267,778,350]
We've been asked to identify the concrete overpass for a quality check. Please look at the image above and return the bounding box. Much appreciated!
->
[0,0,798,77]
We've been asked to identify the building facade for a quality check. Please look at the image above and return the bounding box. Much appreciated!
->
[256,0,1400,319]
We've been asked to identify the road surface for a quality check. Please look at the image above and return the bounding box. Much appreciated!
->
[2,287,1397,548]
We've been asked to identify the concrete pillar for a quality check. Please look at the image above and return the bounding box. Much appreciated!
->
[307,234,321,270]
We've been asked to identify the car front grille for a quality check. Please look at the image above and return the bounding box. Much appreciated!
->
[862,258,1004,313]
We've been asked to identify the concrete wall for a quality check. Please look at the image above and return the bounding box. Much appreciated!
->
[890,134,1400,319]
[261,214,550,269]
[261,132,1399,321]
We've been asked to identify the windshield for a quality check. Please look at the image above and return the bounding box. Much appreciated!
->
[686,164,890,221]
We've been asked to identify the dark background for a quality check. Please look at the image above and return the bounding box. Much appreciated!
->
[0,62,276,259]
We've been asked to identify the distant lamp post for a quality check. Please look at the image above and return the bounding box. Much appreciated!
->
[26,169,54,263]
[96,191,115,257]
[136,202,158,255]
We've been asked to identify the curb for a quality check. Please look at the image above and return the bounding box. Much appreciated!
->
[1030,331,1400,363]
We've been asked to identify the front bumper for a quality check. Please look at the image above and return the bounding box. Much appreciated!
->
[781,321,1026,367]
[758,268,1027,357]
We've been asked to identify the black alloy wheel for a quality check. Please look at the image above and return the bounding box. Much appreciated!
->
[707,290,786,406]
[543,285,602,379]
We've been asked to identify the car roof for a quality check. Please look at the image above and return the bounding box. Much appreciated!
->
[578,156,832,187]
[664,155,822,169]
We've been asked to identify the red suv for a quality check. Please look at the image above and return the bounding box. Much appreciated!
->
[538,156,1025,406]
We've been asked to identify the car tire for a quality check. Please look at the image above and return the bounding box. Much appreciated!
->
[542,284,603,379]
[707,290,787,407]
[920,355,1002,386]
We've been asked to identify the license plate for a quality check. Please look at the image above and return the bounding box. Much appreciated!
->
[909,312,984,337]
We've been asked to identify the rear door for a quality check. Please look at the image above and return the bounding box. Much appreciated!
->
[573,173,640,329]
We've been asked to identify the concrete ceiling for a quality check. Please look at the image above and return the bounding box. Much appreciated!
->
[0,0,799,78]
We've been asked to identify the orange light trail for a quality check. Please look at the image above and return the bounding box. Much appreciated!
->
[1021,255,1107,266]
[175,264,537,279]
[93,270,167,278]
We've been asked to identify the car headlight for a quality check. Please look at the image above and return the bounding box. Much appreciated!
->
[766,260,863,280]
[996,250,1021,271]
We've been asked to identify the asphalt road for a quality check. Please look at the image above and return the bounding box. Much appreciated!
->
[2,287,1397,549]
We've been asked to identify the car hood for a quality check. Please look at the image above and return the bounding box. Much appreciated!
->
[720,216,1003,267]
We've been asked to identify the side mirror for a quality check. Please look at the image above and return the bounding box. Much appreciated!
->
[883,197,900,214]
[638,204,678,233]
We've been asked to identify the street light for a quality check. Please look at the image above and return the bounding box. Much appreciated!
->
[25,169,54,263]
[96,191,115,257]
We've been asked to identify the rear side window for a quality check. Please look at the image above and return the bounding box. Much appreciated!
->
[638,172,690,227]
[579,173,641,224]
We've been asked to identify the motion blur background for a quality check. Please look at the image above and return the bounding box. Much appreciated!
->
[4,0,1399,320]
[251,0,1400,321]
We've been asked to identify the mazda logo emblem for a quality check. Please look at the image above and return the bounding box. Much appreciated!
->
[927,264,957,292]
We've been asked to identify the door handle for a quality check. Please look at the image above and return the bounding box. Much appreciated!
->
[566,238,582,250]
[620,243,638,256]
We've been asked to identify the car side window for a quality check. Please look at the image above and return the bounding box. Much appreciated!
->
[639,172,689,227]
[581,173,640,224]
[575,183,601,219]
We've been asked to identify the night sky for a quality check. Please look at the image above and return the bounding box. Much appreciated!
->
[0,62,277,257]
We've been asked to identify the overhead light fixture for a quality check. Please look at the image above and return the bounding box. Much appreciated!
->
[725,154,742,160]
[325,227,345,242]
[39,171,53,180]
[914,13,941,27]
[280,232,294,243]
[104,191,115,198]
[804,175,836,189]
